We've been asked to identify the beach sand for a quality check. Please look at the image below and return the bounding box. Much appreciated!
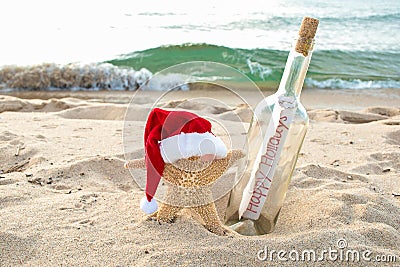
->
[1,87,399,266]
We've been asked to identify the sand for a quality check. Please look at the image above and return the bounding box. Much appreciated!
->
[0,88,399,266]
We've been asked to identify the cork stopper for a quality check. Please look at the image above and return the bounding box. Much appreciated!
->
[295,17,319,56]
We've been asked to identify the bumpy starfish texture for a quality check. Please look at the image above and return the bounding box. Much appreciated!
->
[125,150,244,236]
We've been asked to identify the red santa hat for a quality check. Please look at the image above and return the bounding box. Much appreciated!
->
[140,108,227,214]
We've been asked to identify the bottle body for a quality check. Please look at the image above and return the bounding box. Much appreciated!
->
[224,46,313,235]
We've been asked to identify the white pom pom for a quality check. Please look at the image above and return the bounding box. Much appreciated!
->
[140,196,158,214]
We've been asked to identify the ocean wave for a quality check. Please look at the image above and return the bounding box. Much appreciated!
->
[305,78,400,90]
[219,17,296,31]
[2,43,399,91]
[0,63,152,91]
[155,13,400,32]
[107,43,287,84]
[142,73,190,91]
[107,43,400,89]
[246,59,273,80]
[307,12,400,22]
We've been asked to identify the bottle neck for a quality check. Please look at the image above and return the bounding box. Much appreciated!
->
[277,40,314,98]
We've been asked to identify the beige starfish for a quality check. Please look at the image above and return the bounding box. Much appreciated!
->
[124,149,244,236]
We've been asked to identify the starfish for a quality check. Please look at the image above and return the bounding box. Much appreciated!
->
[125,149,244,236]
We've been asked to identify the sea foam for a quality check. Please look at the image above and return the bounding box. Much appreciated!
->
[305,78,400,90]
[0,63,153,91]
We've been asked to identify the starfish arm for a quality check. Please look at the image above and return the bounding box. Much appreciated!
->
[227,149,245,168]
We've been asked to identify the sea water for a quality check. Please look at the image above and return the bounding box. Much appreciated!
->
[0,0,399,90]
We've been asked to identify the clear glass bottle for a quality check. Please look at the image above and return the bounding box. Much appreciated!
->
[224,17,319,235]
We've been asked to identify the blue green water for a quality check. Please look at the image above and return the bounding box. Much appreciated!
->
[103,0,400,89]
[1,0,399,90]
[107,43,400,89]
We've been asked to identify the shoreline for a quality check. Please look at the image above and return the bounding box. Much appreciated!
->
[2,87,400,110]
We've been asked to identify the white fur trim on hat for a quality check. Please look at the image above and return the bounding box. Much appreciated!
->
[140,196,158,214]
[159,132,227,163]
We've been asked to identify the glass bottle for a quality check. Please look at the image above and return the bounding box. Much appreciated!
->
[224,17,319,235]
